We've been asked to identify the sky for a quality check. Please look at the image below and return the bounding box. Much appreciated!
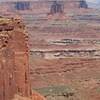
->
[0,0,99,3]
[87,0,99,3]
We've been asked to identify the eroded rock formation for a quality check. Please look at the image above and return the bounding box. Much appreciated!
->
[15,1,30,10]
[79,0,88,8]
[0,17,47,100]
[0,17,31,100]
[50,1,64,15]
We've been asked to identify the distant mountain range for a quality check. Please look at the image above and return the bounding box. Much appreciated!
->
[0,0,100,9]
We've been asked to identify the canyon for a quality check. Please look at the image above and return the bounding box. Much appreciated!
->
[0,0,100,100]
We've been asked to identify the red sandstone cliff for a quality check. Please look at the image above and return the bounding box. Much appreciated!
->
[0,17,47,100]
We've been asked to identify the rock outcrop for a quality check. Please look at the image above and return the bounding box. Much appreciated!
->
[15,1,30,10]
[79,0,88,8]
[49,1,64,15]
[0,17,47,100]
[0,17,31,100]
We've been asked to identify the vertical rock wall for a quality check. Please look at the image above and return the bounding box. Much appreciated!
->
[50,1,64,14]
[79,0,88,8]
[15,1,30,10]
[0,18,31,100]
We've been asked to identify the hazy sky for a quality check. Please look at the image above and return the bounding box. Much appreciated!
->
[87,0,99,3]
[0,0,99,3]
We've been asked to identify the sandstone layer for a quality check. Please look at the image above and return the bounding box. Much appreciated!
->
[0,17,31,100]
[0,17,47,100]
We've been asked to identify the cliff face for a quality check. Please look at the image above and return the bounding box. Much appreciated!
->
[0,17,48,100]
[15,1,30,10]
[0,17,31,100]
[79,1,88,8]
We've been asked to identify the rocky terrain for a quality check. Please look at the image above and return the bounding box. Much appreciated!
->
[0,0,100,100]
[0,17,47,100]
[28,1,100,100]
[28,1,100,99]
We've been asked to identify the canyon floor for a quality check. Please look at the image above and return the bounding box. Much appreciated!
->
[1,4,100,100]
[24,9,100,100]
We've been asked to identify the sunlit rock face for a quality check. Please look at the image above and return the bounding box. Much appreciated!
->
[0,17,31,100]
[0,17,48,100]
